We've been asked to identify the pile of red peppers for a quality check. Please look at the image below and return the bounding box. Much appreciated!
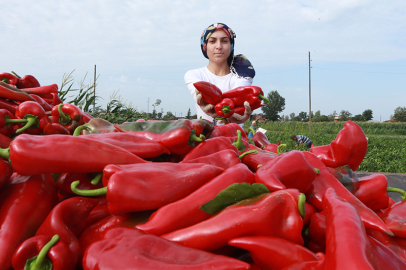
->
[1,71,406,270]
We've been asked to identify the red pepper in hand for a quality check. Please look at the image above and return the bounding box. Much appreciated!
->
[0,81,36,102]
[0,72,19,86]
[193,81,223,105]
[229,236,321,270]
[310,120,368,171]
[71,163,224,215]
[323,188,381,269]
[11,71,41,88]
[0,173,58,270]
[162,189,304,251]
[83,227,250,270]
[137,163,255,235]
[50,103,84,134]
[222,85,270,107]
[215,98,235,118]
[12,234,75,270]
[303,151,392,235]
[14,101,51,134]
[234,103,266,116]
[0,134,149,176]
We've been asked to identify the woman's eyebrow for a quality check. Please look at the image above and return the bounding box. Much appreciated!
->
[208,36,229,40]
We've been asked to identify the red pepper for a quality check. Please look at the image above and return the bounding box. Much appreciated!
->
[228,236,321,270]
[83,227,251,270]
[12,235,75,270]
[303,151,392,234]
[183,137,239,161]
[42,123,70,135]
[234,103,266,116]
[162,189,304,251]
[308,211,327,248]
[191,118,214,137]
[0,158,13,190]
[380,197,406,238]
[0,81,36,102]
[241,149,279,172]
[222,85,270,107]
[209,124,250,152]
[0,173,58,270]
[280,253,325,270]
[263,140,281,153]
[81,197,110,229]
[0,109,19,136]
[354,173,390,210]
[29,94,53,111]
[323,188,381,269]
[14,101,51,134]
[137,163,255,235]
[0,133,12,148]
[42,93,63,107]
[0,98,18,114]
[18,84,58,97]
[11,71,41,88]
[215,98,235,118]
[255,150,319,193]
[74,132,171,159]
[249,127,270,149]
[310,120,368,171]
[82,112,93,123]
[71,163,224,215]
[368,235,406,269]
[0,134,149,176]
[29,197,99,268]
[0,72,19,86]
[193,81,223,104]
[77,118,120,134]
[50,103,84,134]
[367,229,406,263]
[56,173,104,198]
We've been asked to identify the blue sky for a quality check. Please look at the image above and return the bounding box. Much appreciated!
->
[2,0,405,121]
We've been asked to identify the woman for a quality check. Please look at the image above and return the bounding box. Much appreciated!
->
[185,23,255,124]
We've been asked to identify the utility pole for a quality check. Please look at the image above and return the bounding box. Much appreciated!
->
[308,52,312,134]
[93,65,96,113]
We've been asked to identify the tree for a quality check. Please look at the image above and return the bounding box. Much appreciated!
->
[163,111,176,120]
[261,90,285,121]
[157,112,162,119]
[362,109,373,121]
[289,112,295,120]
[152,99,161,118]
[314,110,321,118]
[393,106,406,122]
[186,108,191,119]
[298,111,308,122]
[352,114,365,121]
[339,110,352,121]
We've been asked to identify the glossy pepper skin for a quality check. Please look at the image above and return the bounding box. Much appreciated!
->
[323,188,381,270]
[183,137,239,161]
[0,81,36,102]
[33,197,99,268]
[137,163,255,236]
[310,120,368,171]
[193,81,223,105]
[0,134,149,176]
[56,173,104,198]
[0,133,12,148]
[0,98,18,114]
[368,235,406,269]
[215,98,235,118]
[191,118,214,137]
[250,128,271,149]
[0,173,58,270]
[14,101,51,134]
[303,151,392,234]
[162,189,304,251]
[229,236,320,270]
[11,72,41,88]
[28,94,53,111]
[0,72,19,85]
[380,200,406,238]
[181,149,243,170]
[241,149,278,172]
[18,84,58,97]
[367,229,406,263]
[75,132,171,159]
[50,103,84,134]
[234,103,266,116]
[354,174,389,210]
[255,150,318,193]
[12,235,75,270]
[0,109,18,136]
[0,159,13,191]
[42,123,70,135]
[83,227,250,270]
[222,85,270,108]
[308,212,327,249]
[72,163,224,215]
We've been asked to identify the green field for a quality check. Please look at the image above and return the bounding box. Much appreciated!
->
[246,121,406,173]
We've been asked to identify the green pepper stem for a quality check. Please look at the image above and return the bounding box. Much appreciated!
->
[314,168,320,174]
[1,78,9,83]
[28,234,59,270]
[5,118,28,124]
[73,125,91,136]
[298,193,306,219]
[71,180,107,196]
[57,104,71,125]
[15,115,38,134]
[90,173,103,186]
[189,130,205,143]
[387,187,406,200]
[248,127,256,136]
[11,71,21,78]
[238,150,258,159]
[258,94,270,105]
[0,147,10,162]
[221,105,231,115]
[277,144,286,155]
[233,130,245,152]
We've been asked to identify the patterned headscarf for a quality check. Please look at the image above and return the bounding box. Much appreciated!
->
[200,23,255,80]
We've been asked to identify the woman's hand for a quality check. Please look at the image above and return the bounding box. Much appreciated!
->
[222,101,252,124]
[196,90,218,118]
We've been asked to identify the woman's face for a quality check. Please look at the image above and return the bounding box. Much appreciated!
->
[206,29,231,64]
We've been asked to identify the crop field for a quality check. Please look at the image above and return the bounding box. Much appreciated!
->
[247,121,406,173]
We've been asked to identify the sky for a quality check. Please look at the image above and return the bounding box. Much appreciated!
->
[2,0,405,121]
